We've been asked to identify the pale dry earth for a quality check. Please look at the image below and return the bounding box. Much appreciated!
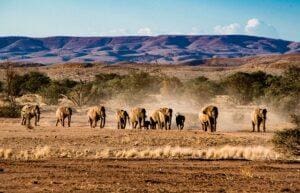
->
[0,104,299,192]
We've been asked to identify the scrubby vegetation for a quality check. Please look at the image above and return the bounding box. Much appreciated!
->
[0,64,299,115]
[0,105,21,118]
[272,127,300,156]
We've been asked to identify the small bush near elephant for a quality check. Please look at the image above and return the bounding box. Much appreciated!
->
[0,105,21,118]
[272,127,300,157]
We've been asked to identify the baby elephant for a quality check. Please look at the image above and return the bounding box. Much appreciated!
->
[175,113,185,130]
[21,104,40,128]
[56,106,72,127]
[143,120,152,130]
[199,113,209,132]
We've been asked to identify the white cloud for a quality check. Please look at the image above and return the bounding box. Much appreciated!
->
[245,18,278,38]
[137,27,152,36]
[214,23,241,35]
[213,18,279,38]
[108,29,130,36]
[188,27,204,35]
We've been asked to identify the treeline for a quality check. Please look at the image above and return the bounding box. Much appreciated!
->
[0,65,299,114]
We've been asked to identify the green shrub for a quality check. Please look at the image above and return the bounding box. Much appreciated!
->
[160,76,183,97]
[89,72,161,106]
[0,105,21,118]
[265,66,300,113]
[184,76,220,105]
[39,79,78,105]
[21,72,51,93]
[222,71,272,104]
[272,127,300,156]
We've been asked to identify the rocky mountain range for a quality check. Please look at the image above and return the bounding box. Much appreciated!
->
[0,35,299,64]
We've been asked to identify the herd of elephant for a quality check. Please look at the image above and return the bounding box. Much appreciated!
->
[20,104,268,132]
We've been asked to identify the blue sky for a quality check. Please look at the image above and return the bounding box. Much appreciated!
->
[0,0,299,41]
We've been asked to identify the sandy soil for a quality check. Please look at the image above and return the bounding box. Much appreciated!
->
[0,105,298,192]
[0,159,299,193]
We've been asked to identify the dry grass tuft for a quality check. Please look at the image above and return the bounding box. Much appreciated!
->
[0,145,280,161]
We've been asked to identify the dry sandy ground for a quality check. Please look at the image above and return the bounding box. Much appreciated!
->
[0,159,299,193]
[0,106,299,192]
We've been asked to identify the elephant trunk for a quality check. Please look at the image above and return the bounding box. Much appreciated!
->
[214,117,216,132]
[101,116,106,128]
[68,115,71,127]
[37,113,40,123]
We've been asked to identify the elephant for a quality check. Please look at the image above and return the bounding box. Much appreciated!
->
[21,104,40,128]
[130,107,146,129]
[143,120,151,130]
[160,108,173,130]
[199,113,209,132]
[55,106,72,127]
[116,109,130,129]
[175,113,185,130]
[251,108,267,132]
[150,108,173,130]
[87,106,106,128]
[202,105,218,132]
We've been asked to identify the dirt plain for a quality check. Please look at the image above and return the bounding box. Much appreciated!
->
[0,104,299,193]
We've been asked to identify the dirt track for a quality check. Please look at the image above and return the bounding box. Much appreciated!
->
[0,159,299,193]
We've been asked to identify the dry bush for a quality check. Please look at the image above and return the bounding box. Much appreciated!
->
[272,127,300,157]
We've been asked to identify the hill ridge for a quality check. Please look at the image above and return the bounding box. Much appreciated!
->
[0,35,299,64]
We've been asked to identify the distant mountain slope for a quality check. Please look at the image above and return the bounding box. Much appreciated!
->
[0,35,299,64]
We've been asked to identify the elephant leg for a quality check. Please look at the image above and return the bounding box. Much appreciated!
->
[99,119,102,128]
[100,117,105,128]
[252,122,255,132]
[257,121,261,132]
[132,121,137,129]
[117,122,120,129]
[34,116,38,126]
[68,116,71,127]
[89,118,93,128]
[214,121,217,132]
[56,119,59,126]
[62,118,65,127]
[21,117,26,125]
[26,116,31,129]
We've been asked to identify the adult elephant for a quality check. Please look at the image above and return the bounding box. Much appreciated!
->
[202,105,218,132]
[87,106,106,128]
[130,107,146,129]
[55,106,73,127]
[160,108,173,130]
[150,108,173,130]
[116,109,130,129]
[21,104,41,128]
[251,108,267,132]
